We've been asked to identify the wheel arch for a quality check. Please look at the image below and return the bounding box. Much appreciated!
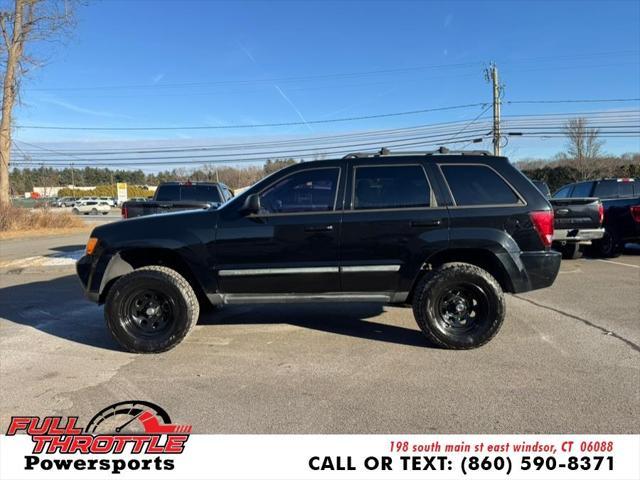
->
[99,248,209,306]
[407,248,515,304]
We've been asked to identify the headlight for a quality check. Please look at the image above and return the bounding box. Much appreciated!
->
[85,237,99,255]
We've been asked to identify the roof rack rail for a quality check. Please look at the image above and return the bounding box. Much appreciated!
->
[341,146,492,160]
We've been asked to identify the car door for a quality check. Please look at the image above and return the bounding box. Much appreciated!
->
[339,160,449,300]
[214,164,344,295]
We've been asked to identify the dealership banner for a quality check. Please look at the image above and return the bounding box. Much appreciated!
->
[1,433,638,479]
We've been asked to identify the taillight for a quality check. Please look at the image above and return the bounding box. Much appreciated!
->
[121,205,128,219]
[631,206,640,223]
[598,202,604,226]
[530,210,554,248]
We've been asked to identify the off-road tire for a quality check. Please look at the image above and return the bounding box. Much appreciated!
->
[104,266,199,353]
[559,242,582,260]
[591,230,621,258]
[412,262,505,349]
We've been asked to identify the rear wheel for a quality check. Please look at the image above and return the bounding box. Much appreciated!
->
[412,263,505,349]
[591,230,621,258]
[104,266,199,353]
[559,242,582,260]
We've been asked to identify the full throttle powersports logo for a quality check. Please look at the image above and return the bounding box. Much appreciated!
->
[6,400,192,474]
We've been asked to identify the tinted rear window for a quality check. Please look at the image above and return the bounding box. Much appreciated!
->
[594,180,618,198]
[155,184,221,202]
[619,181,634,197]
[554,185,573,198]
[570,182,593,197]
[441,165,521,206]
[354,165,430,210]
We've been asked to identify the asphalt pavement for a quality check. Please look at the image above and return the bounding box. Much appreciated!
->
[0,233,638,434]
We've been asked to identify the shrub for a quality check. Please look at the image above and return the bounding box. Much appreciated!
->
[0,204,84,232]
[57,185,154,198]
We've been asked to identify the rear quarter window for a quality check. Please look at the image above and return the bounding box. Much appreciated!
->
[440,164,521,206]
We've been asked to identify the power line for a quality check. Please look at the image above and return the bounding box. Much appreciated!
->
[25,50,639,93]
[15,102,487,131]
[506,98,640,105]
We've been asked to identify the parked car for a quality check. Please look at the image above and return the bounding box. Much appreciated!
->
[71,200,111,215]
[121,182,233,219]
[54,196,78,207]
[532,180,604,259]
[77,148,561,353]
[553,178,640,257]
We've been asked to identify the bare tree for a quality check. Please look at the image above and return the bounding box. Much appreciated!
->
[0,0,76,206]
[564,117,605,180]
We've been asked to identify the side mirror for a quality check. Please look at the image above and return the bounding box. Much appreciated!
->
[241,193,261,214]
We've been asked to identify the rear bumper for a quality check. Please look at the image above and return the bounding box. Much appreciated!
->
[511,251,561,293]
[553,227,604,243]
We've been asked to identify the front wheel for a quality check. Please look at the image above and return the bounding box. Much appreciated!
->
[104,266,200,353]
[412,263,505,349]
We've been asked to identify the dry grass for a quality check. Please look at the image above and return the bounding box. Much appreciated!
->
[0,204,86,237]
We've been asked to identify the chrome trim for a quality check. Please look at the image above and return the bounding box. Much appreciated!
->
[341,265,401,272]
[218,264,402,276]
[219,267,339,276]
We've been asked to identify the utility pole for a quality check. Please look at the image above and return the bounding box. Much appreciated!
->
[71,162,75,195]
[485,63,503,156]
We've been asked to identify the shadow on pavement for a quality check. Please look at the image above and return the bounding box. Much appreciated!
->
[200,302,430,348]
[0,274,432,352]
[49,244,85,253]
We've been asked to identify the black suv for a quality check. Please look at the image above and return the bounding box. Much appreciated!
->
[77,149,561,353]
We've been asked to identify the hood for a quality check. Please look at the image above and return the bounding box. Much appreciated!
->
[91,209,218,250]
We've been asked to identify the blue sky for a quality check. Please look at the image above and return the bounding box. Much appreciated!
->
[11,0,640,169]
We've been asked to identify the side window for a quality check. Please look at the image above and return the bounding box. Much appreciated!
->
[353,165,430,210]
[593,180,618,198]
[571,182,594,197]
[553,185,573,198]
[260,168,339,214]
[440,165,521,206]
[619,181,634,197]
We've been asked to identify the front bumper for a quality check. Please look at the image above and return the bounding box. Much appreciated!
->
[553,227,604,243]
[76,253,114,303]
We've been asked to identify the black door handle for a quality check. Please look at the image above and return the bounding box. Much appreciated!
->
[410,219,442,227]
[305,225,334,232]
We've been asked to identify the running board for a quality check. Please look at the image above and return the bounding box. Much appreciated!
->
[206,292,409,305]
